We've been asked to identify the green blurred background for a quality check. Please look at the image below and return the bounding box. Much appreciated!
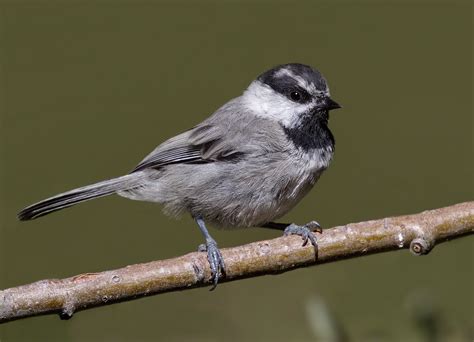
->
[0,1,472,341]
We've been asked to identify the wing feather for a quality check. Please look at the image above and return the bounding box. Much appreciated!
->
[131,125,241,173]
[130,97,274,173]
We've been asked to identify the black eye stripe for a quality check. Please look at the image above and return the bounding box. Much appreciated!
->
[255,65,326,104]
[257,63,328,98]
[287,87,310,103]
[258,73,312,104]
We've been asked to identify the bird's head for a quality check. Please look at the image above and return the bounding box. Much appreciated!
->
[243,63,341,128]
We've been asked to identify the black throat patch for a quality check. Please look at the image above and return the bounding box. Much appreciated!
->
[282,110,335,152]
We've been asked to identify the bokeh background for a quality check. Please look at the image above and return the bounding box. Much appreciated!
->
[0,1,472,341]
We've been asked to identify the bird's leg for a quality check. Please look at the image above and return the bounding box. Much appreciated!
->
[261,221,322,251]
[195,216,226,290]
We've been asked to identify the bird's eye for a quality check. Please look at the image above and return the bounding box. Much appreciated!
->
[290,91,301,101]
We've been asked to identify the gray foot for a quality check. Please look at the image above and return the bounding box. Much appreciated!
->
[194,216,226,290]
[284,220,322,248]
[198,238,226,291]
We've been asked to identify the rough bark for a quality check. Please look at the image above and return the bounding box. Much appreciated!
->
[1,202,473,324]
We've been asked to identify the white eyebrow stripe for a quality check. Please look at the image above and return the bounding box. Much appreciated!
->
[274,68,310,90]
[273,68,326,95]
[274,68,297,79]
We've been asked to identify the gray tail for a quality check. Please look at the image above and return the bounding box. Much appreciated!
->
[18,174,143,221]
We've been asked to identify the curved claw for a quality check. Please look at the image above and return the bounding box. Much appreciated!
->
[305,220,322,233]
[200,238,226,291]
[283,222,322,259]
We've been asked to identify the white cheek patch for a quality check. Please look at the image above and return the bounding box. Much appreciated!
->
[242,81,315,127]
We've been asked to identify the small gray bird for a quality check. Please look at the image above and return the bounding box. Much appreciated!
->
[18,63,341,289]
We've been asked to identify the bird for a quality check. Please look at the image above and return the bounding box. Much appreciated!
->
[18,63,341,289]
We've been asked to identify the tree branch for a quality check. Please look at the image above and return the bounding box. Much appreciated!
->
[1,202,473,324]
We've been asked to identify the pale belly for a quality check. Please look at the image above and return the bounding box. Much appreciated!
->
[120,152,328,228]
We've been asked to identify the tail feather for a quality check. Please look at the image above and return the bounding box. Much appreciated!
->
[18,174,143,221]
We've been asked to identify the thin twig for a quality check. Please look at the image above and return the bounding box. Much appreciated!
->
[1,202,473,324]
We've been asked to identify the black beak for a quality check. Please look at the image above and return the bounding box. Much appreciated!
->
[323,97,342,111]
